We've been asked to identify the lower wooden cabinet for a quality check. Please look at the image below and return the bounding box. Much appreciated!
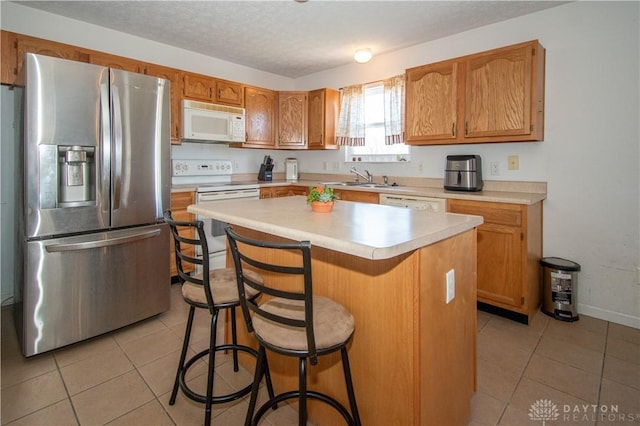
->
[259,185,378,204]
[169,191,195,277]
[448,199,542,322]
[260,185,308,199]
[333,189,379,204]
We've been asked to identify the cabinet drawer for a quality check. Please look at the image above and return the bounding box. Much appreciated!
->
[171,191,194,206]
[448,199,522,226]
[171,210,193,222]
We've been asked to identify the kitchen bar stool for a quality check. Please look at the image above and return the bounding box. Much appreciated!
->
[225,225,361,426]
[163,211,274,426]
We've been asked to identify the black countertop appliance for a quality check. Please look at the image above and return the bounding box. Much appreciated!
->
[444,155,483,191]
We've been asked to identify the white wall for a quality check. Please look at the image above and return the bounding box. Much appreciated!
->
[2,1,638,327]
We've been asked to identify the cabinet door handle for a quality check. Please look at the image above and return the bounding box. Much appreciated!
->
[452,122,455,137]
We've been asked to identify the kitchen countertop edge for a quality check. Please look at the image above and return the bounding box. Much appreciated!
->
[173,178,546,205]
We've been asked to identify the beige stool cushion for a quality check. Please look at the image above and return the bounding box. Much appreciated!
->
[252,295,355,352]
[182,268,262,306]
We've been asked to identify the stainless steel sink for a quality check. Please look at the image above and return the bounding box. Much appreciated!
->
[320,181,361,186]
[360,184,395,188]
[320,181,402,188]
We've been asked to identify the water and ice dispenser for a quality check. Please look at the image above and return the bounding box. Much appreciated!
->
[38,144,96,209]
[58,146,94,206]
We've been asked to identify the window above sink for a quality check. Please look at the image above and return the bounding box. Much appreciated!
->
[343,83,411,164]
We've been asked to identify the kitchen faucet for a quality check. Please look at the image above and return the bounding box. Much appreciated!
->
[350,166,373,183]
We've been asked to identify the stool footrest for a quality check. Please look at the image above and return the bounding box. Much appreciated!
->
[179,344,258,404]
[252,390,356,425]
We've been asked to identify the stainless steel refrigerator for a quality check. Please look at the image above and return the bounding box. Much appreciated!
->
[15,53,171,356]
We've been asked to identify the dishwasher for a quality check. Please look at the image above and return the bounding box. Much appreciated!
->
[379,193,446,212]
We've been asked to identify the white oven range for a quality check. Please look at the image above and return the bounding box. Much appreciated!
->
[172,159,259,271]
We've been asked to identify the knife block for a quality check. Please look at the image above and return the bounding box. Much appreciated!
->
[258,164,273,181]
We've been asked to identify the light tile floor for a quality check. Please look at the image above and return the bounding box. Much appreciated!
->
[1,283,639,425]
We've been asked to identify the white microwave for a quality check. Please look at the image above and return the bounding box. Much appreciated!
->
[182,100,246,143]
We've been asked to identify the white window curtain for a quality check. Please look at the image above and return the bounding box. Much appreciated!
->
[383,74,405,145]
[336,84,365,146]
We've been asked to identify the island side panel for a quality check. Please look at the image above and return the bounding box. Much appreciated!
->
[418,228,477,425]
[228,226,419,426]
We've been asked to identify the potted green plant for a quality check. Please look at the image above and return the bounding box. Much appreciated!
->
[307,185,338,212]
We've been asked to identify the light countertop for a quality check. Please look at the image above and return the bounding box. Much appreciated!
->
[173,176,546,205]
[187,196,483,260]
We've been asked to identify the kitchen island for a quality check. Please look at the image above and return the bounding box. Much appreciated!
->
[188,196,483,425]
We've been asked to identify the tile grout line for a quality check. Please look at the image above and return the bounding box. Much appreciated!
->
[493,314,550,426]
[51,350,82,426]
[110,320,180,426]
[105,369,178,426]
[594,321,610,426]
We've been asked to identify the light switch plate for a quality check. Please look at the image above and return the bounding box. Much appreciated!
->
[446,269,455,304]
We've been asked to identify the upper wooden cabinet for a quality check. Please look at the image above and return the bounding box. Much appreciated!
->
[308,88,340,150]
[215,79,244,106]
[277,91,308,148]
[406,40,545,145]
[4,32,89,85]
[406,60,458,143]
[464,41,543,140]
[243,86,277,148]
[144,63,182,144]
[183,72,216,102]
[1,31,17,85]
[88,52,141,73]
[183,72,244,107]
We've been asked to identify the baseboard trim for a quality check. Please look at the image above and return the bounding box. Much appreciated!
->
[577,303,640,329]
[477,302,529,324]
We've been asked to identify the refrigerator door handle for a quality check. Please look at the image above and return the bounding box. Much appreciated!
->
[45,228,161,253]
[100,80,111,214]
[112,85,123,211]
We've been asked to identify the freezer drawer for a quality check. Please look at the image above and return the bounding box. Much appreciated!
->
[19,224,170,356]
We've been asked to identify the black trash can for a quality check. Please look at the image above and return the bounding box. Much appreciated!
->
[540,257,581,322]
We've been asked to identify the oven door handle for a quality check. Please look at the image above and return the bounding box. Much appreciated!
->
[197,190,259,202]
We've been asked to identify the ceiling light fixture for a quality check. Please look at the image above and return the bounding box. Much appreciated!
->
[354,48,372,64]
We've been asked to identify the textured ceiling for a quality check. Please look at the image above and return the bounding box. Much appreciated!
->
[14,0,568,78]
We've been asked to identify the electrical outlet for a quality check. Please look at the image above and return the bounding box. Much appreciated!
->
[418,162,423,173]
[233,161,239,171]
[508,155,520,170]
[490,161,500,176]
[331,162,340,172]
[322,161,328,171]
[446,269,455,304]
